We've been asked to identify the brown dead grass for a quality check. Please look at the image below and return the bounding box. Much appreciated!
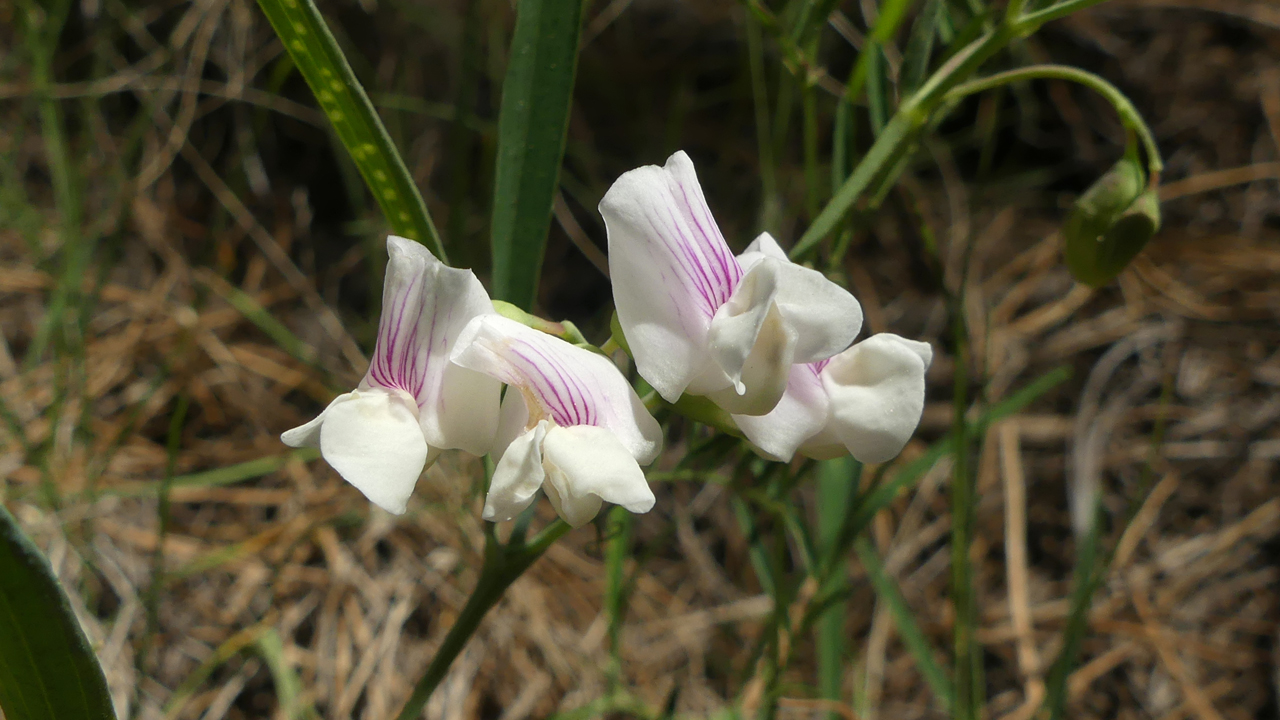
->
[2,1,1280,719]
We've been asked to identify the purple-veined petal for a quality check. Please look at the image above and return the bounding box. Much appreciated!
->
[361,236,500,454]
[734,363,830,461]
[485,421,549,522]
[451,315,663,464]
[286,388,433,514]
[541,424,655,527]
[816,333,932,463]
[600,151,743,402]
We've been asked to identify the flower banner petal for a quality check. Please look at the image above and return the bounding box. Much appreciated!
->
[363,236,500,452]
[485,421,549,522]
[452,315,662,463]
[600,151,743,402]
[314,388,432,514]
[541,424,656,527]
[820,334,933,464]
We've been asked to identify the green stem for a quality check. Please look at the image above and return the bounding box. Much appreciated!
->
[943,64,1162,179]
[396,519,570,720]
[791,0,1126,258]
[949,300,983,720]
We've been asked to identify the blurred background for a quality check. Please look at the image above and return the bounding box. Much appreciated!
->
[2,0,1279,718]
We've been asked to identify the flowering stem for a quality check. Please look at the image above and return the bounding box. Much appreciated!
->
[790,0,1124,259]
[943,64,1162,181]
[396,519,571,720]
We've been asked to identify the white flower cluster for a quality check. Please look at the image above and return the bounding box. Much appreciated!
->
[284,152,930,526]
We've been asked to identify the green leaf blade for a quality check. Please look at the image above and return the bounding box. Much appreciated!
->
[255,0,445,260]
[490,0,585,310]
[0,505,116,720]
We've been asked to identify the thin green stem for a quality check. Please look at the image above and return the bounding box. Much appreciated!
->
[396,519,570,720]
[793,0,1129,258]
[746,12,780,234]
[943,64,1162,178]
[1017,0,1112,28]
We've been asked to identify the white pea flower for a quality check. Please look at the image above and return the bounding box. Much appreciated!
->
[451,315,662,528]
[281,236,501,514]
[733,334,933,463]
[599,150,863,416]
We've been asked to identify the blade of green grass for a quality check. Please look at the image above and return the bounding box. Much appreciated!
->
[814,457,860,718]
[855,537,954,712]
[0,504,117,720]
[255,0,445,259]
[256,628,315,720]
[490,0,584,310]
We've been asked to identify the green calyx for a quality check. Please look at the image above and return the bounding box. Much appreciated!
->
[1062,156,1162,287]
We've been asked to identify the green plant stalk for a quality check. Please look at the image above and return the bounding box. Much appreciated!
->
[949,302,982,720]
[943,64,1162,179]
[396,520,571,720]
[746,12,781,235]
[814,458,859,719]
[255,0,445,259]
[791,0,1117,258]
[603,506,634,692]
[23,0,86,368]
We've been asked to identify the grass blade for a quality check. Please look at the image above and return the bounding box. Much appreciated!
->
[255,0,446,259]
[814,458,860,717]
[0,505,116,720]
[490,0,584,310]
[855,537,954,712]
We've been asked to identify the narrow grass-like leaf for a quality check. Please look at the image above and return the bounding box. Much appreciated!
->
[901,0,946,94]
[855,537,954,711]
[255,0,445,259]
[256,628,314,720]
[490,0,584,310]
[814,458,860,717]
[0,505,116,720]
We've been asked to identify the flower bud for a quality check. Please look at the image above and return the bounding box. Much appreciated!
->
[1063,157,1159,287]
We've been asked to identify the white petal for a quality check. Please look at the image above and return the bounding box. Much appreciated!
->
[735,250,862,365]
[281,395,340,448]
[316,388,431,515]
[817,334,933,464]
[491,389,531,462]
[599,151,743,402]
[484,422,548,523]
[541,425,655,527]
[741,231,789,262]
[704,298,795,415]
[734,364,830,461]
[432,362,501,457]
[363,236,500,453]
[452,315,663,464]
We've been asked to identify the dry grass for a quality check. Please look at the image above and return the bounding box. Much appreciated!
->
[2,0,1280,719]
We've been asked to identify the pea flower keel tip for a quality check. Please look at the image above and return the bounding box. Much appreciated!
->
[281,236,501,514]
[733,334,933,464]
[600,150,863,416]
[451,315,663,528]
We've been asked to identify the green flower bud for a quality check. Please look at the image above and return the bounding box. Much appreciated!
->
[1063,157,1160,287]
